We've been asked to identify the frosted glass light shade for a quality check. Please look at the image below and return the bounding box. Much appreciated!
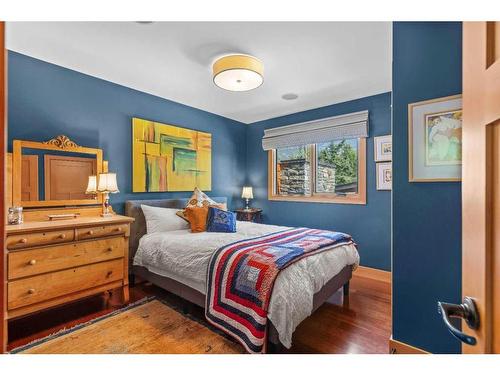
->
[213,54,263,92]
[98,173,119,193]
[85,175,97,194]
[241,186,254,199]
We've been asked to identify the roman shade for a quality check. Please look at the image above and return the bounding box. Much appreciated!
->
[261,110,369,150]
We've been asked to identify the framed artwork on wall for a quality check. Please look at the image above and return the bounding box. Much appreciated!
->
[376,162,392,190]
[374,135,392,161]
[408,94,462,182]
[132,117,212,192]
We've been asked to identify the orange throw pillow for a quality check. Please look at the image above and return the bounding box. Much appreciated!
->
[184,206,209,233]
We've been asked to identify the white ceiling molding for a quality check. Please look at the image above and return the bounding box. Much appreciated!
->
[6,22,392,124]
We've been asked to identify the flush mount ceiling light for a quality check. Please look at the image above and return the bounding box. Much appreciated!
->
[212,54,263,92]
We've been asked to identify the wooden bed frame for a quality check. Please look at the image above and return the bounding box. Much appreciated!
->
[125,198,353,352]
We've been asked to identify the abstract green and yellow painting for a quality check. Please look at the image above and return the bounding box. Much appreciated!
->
[132,117,211,192]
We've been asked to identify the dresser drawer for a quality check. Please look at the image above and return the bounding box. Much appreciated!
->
[6,229,75,250]
[76,224,128,241]
[8,259,124,310]
[8,237,125,280]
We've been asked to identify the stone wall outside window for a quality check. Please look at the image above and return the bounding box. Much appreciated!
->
[277,159,336,195]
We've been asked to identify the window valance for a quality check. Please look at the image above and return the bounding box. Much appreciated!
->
[261,110,369,150]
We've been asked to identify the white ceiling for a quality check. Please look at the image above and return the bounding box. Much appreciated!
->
[6,22,392,124]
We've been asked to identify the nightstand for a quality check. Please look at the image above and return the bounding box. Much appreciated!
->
[235,208,263,223]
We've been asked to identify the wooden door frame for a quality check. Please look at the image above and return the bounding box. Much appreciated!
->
[462,21,500,353]
[1,20,7,353]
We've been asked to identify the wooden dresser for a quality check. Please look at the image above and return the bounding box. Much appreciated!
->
[3,135,135,349]
[4,215,134,329]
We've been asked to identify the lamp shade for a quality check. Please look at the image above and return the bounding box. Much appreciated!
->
[85,175,97,194]
[213,54,263,92]
[241,186,253,199]
[97,173,119,193]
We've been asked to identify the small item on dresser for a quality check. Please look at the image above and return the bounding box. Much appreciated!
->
[97,173,120,217]
[85,175,98,199]
[8,206,24,225]
[48,213,81,221]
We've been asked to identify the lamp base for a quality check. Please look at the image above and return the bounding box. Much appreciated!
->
[101,193,113,217]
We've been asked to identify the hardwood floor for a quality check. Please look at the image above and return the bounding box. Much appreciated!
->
[7,272,391,353]
[290,273,391,353]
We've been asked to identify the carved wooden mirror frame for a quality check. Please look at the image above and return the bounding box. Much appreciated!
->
[12,135,104,208]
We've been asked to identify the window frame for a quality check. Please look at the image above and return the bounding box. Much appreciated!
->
[268,138,366,205]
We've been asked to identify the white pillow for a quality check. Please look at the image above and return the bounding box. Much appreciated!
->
[141,205,190,234]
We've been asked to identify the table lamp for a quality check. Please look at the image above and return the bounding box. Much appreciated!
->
[97,173,120,217]
[85,175,97,198]
[241,186,253,210]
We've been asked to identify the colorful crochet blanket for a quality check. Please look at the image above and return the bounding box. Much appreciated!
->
[205,227,353,353]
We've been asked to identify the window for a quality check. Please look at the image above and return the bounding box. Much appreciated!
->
[275,145,311,196]
[316,139,358,194]
[268,138,366,204]
[263,110,368,204]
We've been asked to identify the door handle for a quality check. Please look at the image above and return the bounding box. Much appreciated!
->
[437,296,479,346]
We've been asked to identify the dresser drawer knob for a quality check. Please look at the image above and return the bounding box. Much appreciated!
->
[87,230,94,235]
[113,227,122,232]
[28,288,35,294]
[58,233,66,239]
[106,247,113,252]
[106,271,113,278]
[19,238,28,244]
[28,259,37,266]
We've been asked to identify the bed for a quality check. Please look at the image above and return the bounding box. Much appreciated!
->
[125,198,359,352]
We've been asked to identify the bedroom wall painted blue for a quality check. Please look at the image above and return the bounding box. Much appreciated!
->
[8,51,393,272]
[246,93,392,271]
[7,51,247,214]
[392,22,462,354]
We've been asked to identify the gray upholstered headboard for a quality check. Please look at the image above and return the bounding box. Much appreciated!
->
[125,197,228,262]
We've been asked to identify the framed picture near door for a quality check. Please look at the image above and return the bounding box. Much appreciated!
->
[374,135,392,162]
[408,94,462,182]
[376,162,392,190]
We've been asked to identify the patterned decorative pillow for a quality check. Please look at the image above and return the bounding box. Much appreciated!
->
[206,206,237,233]
[184,206,210,233]
[176,187,227,221]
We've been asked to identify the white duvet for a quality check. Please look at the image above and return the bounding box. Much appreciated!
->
[133,221,359,348]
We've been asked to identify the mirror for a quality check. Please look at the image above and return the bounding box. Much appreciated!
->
[21,148,97,201]
[13,135,103,208]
